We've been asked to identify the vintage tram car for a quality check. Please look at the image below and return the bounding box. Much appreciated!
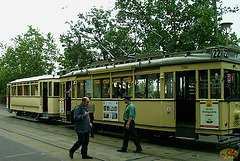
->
[59,45,240,143]
[6,75,60,120]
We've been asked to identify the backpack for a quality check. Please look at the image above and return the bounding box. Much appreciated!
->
[70,108,75,124]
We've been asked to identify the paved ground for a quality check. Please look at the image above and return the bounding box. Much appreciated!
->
[0,135,62,161]
[0,104,226,160]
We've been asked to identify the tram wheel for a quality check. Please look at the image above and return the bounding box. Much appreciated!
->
[15,111,23,116]
[30,113,40,120]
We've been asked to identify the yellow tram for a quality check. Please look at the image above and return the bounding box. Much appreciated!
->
[6,75,60,120]
[59,45,240,142]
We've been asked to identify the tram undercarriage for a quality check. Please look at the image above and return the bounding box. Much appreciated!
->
[13,110,60,121]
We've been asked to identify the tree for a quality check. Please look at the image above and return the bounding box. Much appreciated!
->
[0,26,59,96]
[59,0,239,70]
[59,8,115,70]
[115,0,240,53]
[59,7,145,70]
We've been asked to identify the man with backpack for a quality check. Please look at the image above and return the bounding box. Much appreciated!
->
[69,97,93,159]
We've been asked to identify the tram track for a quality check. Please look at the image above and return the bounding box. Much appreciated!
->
[0,125,183,161]
[0,118,176,161]
[0,109,222,161]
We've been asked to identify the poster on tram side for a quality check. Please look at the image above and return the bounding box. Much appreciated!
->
[103,101,118,121]
[200,101,219,129]
[59,98,65,115]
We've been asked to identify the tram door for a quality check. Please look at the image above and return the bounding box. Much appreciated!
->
[43,82,48,112]
[176,71,197,139]
[66,81,71,121]
[7,86,11,112]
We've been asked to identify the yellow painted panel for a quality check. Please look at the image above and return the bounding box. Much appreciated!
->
[10,96,41,113]
[47,98,60,114]
[229,101,240,129]
[93,100,175,128]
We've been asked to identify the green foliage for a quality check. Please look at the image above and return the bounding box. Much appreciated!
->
[0,26,59,96]
[59,7,144,70]
[59,0,239,70]
[115,0,240,52]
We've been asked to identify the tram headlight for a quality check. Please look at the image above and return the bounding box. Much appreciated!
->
[234,109,240,120]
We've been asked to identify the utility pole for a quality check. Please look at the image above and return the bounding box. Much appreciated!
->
[213,0,218,45]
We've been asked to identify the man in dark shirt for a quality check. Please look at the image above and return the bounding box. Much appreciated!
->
[69,97,93,159]
[117,96,142,153]
[88,97,95,138]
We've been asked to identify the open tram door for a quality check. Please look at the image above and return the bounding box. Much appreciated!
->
[65,81,71,121]
[176,71,198,139]
[43,82,48,113]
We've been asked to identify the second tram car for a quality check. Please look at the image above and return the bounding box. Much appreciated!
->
[6,75,60,120]
[59,45,240,143]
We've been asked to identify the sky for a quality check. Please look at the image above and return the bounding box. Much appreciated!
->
[0,0,239,53]
[0,0,115,49]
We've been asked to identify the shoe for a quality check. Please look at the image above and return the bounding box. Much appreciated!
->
[82,155,93,159]
[133,149,142,153]
[90,135,94,138]
[117,149,126,152]
[69,150,73,159]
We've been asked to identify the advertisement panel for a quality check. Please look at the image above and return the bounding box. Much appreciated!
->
[59,98,65,115]
[103,101,118,121]
[200,101,219,129]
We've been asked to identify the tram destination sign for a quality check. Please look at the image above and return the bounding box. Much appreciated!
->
[211,47,240,62]
[211,48,228,58]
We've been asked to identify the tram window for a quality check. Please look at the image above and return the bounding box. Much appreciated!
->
[135,74,160,98]
[12,86,16,96]
[93,79,101,98]
[49,82,52,96]
[210,69,221,99]
[54,82,59,96]
[112,78,121,98]
[59,83,63,98]
[165,72,173,98]
[24,85,30,95]
[199,70,208,98]
[135,75,147,98]
[224,70,240,99]
[31,84,38,96]
[102,79,110,98]
[72,82,75,98]
[148,74,160,98]
[77,80,85,98]
[112,77,133,98]
[85,79,92,98]
[62,83,65,98]
[123,77,133,97]
[40,82,42,96]
[17,86,22,96]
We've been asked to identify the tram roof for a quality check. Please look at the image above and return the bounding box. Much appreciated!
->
[61,45,240,78]
[9,75,59,84]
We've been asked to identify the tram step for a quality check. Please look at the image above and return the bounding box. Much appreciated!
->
[41,113,48,119]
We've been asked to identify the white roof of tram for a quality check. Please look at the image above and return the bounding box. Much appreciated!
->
[61,53,213,77]
[61,45,240,78]
[9,75,59,84]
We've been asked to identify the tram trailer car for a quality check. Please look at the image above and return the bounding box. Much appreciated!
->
[59,45,240,144]
[6,75,60,121]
